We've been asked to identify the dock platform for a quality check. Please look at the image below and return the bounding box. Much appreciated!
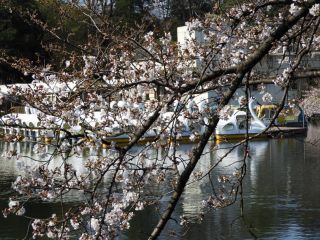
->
[0,126,308,145]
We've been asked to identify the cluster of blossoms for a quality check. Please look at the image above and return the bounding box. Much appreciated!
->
[186,19,203,31]
[289,3,302,15]
[273,68,291,87]
[301,87,320,116]
[219,106,233,120]
[290,2,320,16]
[262,92,273,103]
[310,4,320,16]
[30,214,72,239]
[2,198,25,218]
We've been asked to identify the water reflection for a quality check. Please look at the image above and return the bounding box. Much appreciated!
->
[0,137,320,239]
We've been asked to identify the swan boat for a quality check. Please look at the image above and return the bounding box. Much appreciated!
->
[215,98,267,141]
[0,106,63,142]
[0,105,201,144]
[0,100,304,144]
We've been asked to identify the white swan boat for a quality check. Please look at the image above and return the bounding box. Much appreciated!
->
[215,98,267,141]
[0,105,198,144]
[0,106,63,142]
[0,97,268,144]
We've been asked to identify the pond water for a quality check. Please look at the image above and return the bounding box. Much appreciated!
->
[0,125,320,239]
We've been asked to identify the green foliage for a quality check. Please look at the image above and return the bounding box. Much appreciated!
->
[112,0,152,27]
[0,0,46,60]
[220,0,253,9]
[0,0,252,74]
[169,0,212,23]
[37,0,88,45]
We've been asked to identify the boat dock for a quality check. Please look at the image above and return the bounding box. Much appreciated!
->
[0,126,308,145]
[215,126,307,142]
[267,126,307,137]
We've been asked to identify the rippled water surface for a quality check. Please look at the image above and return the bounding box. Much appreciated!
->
[0,125,320,239]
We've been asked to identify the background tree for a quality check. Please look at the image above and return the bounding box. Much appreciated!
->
[0,0,45,83]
